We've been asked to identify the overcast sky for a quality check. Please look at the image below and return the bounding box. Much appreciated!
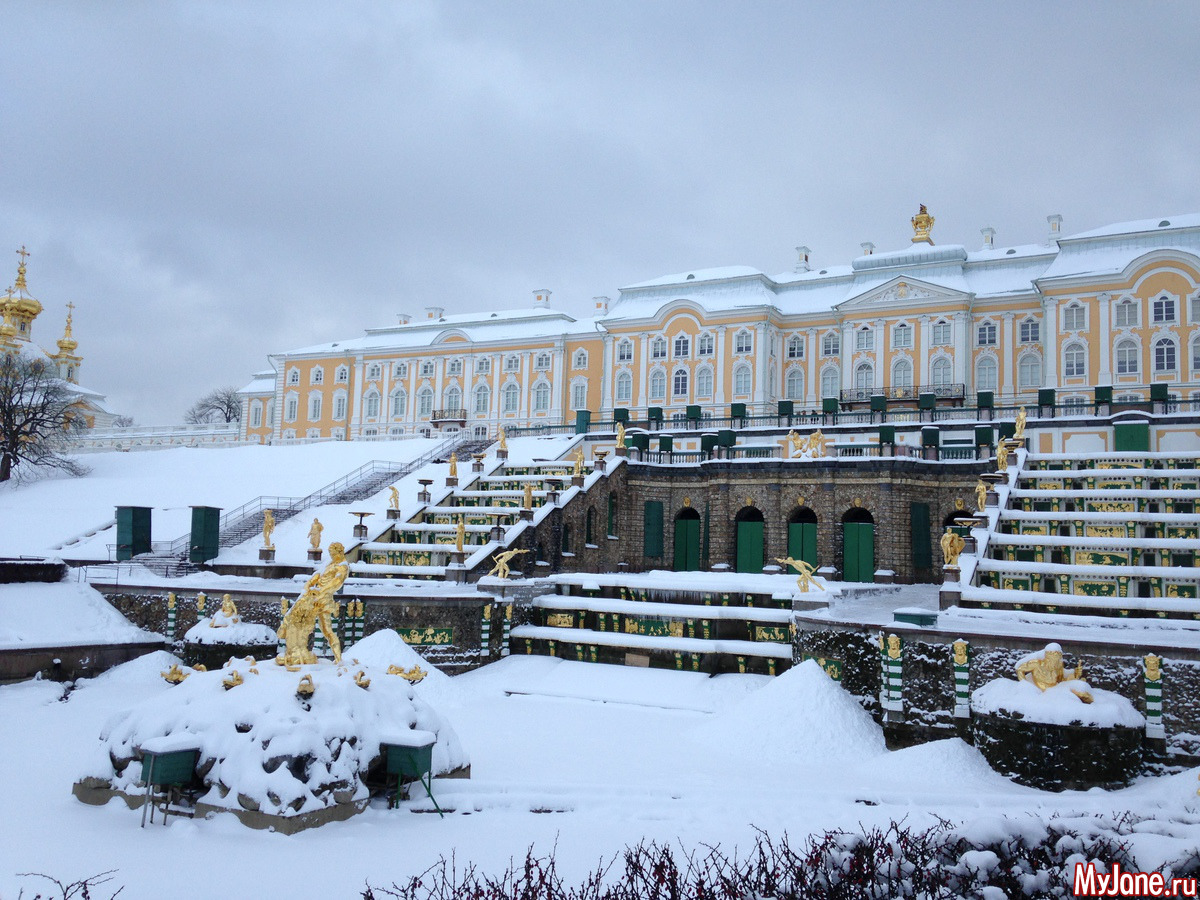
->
[3,2,1198,423]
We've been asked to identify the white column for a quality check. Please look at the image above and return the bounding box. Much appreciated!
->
[805,328,818,406]
[518,353,530,423]
[1001,313,1015,396]
[637,335,650,408]
[953,311,971,390]
[918,316,932,386]
[840,321,854,391]
[600,335,613,414]
[1097,292,1112,384]
[1041,297,1059,387]
[551,341,566,423]
[873,318,885,392]
[350,356,365,437]
[753,323,769,407]
[714,327,728,406]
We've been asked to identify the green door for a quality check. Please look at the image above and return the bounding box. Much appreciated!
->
[842,522,875,582]
[735,520,765,573]
[674,517,701,571]
[787,522,817,570]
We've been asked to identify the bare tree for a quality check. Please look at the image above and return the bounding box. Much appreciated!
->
[185,386,242,424]
[0,352,89,483]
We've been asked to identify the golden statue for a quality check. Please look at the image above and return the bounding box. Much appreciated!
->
[573,447,585,477]
[996,441,1010,472]
[276,542,349,668]
[807,430,828,457]
[497,426,507,451]
[387,663,427,684]
[1016,643,1093,702]
[308,517,323,550]
[1144,654,1162,682]
[615,421,625,448]
[161,664,189,684]
[296,674,315,698]
[262,509,275,550]
[883,634,901,660]
[786,430,804,457]
[448,453,458,478]
[975,479,988,512]
[911,204,935,244]
[488,547,529,579]
[196,592,206,613]
[940,528,965,567]
[952,640,969,666]
[522,482,534,509]
[387,486,400,511]
[354,670,371,689]
[210,593,240,627]
[222,670,243,690]
[1014,406,1028,441]
[775,556,821,592]
[455,515,466,553]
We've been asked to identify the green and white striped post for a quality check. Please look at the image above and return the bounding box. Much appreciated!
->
[501,603,512,657]
[952,639,970,718]
[1145,653,1164,740]
[480,603,492,656]
[879,632,903,713]
[312,618,327,658]
[165,593,177,642]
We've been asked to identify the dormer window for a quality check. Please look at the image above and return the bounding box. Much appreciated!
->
[734,330,753,354]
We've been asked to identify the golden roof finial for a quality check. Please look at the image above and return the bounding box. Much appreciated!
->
[14,246,29,292]
[57,302,78,355]
[911,204,935,245]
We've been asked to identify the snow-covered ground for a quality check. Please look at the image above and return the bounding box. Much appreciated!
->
[2,651,1199,899]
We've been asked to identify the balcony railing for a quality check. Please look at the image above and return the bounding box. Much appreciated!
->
[431,408,467,423]
[840,384,966,403]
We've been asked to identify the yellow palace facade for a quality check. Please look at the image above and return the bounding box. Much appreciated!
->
[238,210,1200,442]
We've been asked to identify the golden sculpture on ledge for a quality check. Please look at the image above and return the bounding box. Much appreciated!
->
[573,447,585,476]
[615,421,625,448]
[276,542,349,668]
[455,515,466,553]
[262,509,276,550]
[222,670,243,690]
[488,547,529,579]
[775,556,821,592]
[522,483,534,509]
[387,663,427,684]
[1014,406,1028,440]
[161,664,189,684]
[786,430,803,457]
[354,670,371,689]
[975,479,988,512]
[940,528,965,567]
[308,517,323,550]
[388,486,400,511]
[1016,643,1093,703]
[209,593,240,627]
[448,453,458,478]
[497,426,507,451]
[911,204,935,244]
[996,441,1010,472]
[1144,654,1162,682]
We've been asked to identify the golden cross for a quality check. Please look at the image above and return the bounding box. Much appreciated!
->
[15,246,29,264]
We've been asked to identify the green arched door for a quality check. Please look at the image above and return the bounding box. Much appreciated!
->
[842,509,875,583]
[674,509,701,571]
[787,509,818,570]
[735,508,765,573]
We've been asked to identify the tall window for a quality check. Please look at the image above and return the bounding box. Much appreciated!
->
[1155,338,1177,372]
[975,356,998,391]
[1018,354,1041,389]
[673,335,690,358]
[417,388,434,417]
[672,367,688,397]
[334,393,347,420]
[651,337,667,360]
[502,383,520,412]
[388,389,404,417]
[735,330,753,354]
[1063,304,1085,331]
[616,371,632,402]
[1153,296,1176,324]
[1063,342,1086,378]
[573,349,588,369]
[892,323,912,349]
[649,370,666,400]
[1192,335,1200,372]
[474,385,490,414]
[932,321,952,345]
[365,391,380,418]
[250,402,262,428]
[785,368,804,399]
[854,362,873,392]
[893,358,913,389]
[618,339,633,361]
[786,335,804,359]
[308,393,322,420]
[697,333,714,356]
[571,381,587,409]
[820,366,840,399]
[822,332,840,356]
[444,385,462,410]
[1019,319,1040,344]
[976,321,997,346]
[734,364,752,395]
[696,367,713,398]
[931,357,952,387]
[1115,299,1138,327]
[533,382,550,411]
[855,327,874,351]
[1115,339,1138,375]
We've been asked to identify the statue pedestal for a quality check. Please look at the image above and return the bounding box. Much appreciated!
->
[571,475,584,488]
[353,525,368,540]
[544,490,559,505]
[445,477,458,488]
[472,456,485,473]
[307,549,322,562]
[496,449,508,461]
[939,566,962,609]
[417,490,431,504]
[489,524,505,542]
[258,548,276,562]
[519,508,534,522]
[387,508,401,520]
[593,458,606,472]
[615,446,627,458]
[445,564,467,584]
[448,550,465,566]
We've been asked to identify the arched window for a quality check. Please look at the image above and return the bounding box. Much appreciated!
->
[1063,342,1086,378]
[785,367,804,399]
[821,332,840,356]
[1192,335,1200,373]
[932,320,952,345]
[696,367,713,398]
[366,363,382,380]
[1155,338,1177,373]
[503,383,520,412]
[733,364,752,395]
[931,357,952,387]
[533,381,551,411]
[1153,295,1177,324]
[975,356,998,391]
[417,387,434,417]
[854,362,874,392]
[571,380,587,409]
[1019,318,1040,344]
[387,389,404,418]
[671,334,689,359]
[734,330,753,354]
[649,369,666,400]
[287,367,300,386]
[820,366,840,399]
[672,367,689,397]
[284,393,298,422]
[444,385,462,411]
[311,367,324,385]
[786,335,804,359]
[892,323,913,349]
[1115,339,1139,375]
[651,337,667,360]
[617,339,634,361]
[308,392,322,421]
[333,391,347,420]
[364,390,380,418]
[1063,304,1086,331]
[976,321,997,346]
[335,365,349,383]
[855,327,874,351]
[697,333,714,356]
[1018,354,1041,389]
[573,349,588,369]
[473,384,490,414]
[892,358,913,390]
[534,352,551,370]
[1115,298,1139,327]
[616,371,632,402]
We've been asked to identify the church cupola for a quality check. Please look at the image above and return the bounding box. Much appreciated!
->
[5,246,43,341]
[52,302,82,383]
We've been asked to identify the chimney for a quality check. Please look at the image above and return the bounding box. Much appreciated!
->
[397,312,412,325]
[533,289,551,307]
[1047,214,1063,243]
[593,295,610,314]
[425,306,444,320]
[794,245,811,273]
[981,227,996,250]
[860,241,875,256]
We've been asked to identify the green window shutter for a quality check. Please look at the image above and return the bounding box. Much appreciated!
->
[910,502,932,570]
[644,501,664,558]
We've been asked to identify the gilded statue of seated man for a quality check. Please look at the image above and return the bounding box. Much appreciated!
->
[1016,643,1092,703]
[276,542,349,668]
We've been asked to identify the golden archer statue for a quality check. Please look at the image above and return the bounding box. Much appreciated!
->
[276,542,349,668]
[262,509,275,550]
[940,528,965,567]
[488,548,529,579]
[775,556,821,592]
